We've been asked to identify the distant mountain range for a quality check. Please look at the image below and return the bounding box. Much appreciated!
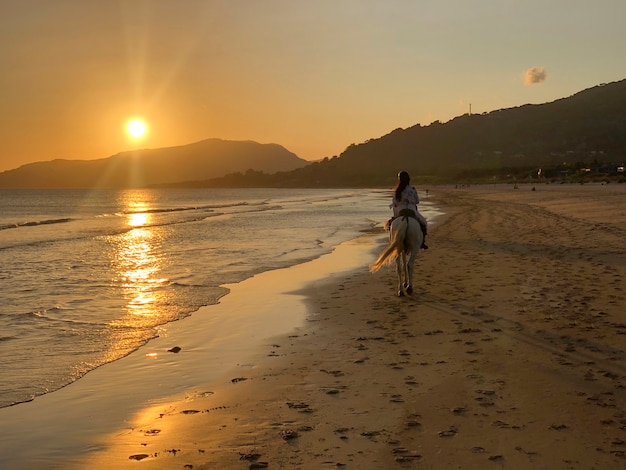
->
[0,139,308,189]
[2,79,625,189]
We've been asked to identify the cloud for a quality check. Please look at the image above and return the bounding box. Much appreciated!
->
[524,66,547,85]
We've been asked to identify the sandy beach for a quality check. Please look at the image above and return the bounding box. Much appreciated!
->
[7,183,626,469]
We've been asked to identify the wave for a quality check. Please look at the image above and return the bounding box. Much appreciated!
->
[0,200,269,237]
[121,201,257,216]
[0,217,74,231]
[111,202,280,232]
[0,211,227,252]
[6,309,108,328]
[0,202,261,233]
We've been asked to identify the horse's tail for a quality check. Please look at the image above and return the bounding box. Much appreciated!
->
[369,217,407,273]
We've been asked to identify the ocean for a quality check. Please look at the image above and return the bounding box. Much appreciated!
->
[0,188,437,409]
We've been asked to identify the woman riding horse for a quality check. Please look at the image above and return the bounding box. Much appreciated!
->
[388,171,428,250]
[371,171,427,296]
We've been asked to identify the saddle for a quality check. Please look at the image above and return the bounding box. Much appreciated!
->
[398,209,417,219]
[385,209,417,231]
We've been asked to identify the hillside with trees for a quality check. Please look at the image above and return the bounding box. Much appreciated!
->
[182,79,626,188]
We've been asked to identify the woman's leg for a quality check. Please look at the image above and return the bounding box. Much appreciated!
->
[416,212,428,249]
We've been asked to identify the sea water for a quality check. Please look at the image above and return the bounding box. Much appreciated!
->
[0,188,437,408]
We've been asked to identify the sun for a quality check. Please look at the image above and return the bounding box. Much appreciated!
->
[126,119,147,139]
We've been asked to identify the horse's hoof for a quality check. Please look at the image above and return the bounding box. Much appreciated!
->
[398,290,405,297]
[406,286,413,295]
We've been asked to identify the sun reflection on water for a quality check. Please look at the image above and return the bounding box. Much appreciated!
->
[106,192,170,353]
[128,211,149,228]
[120,227,162,315]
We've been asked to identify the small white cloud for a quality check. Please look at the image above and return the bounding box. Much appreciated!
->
[524,66,547,85]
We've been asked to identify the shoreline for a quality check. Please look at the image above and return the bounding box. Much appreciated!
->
[81,183,624,469]
[0,232,388,469]
[3,182,625,469]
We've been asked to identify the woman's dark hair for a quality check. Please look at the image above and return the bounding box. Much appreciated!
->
[394,171,410,201]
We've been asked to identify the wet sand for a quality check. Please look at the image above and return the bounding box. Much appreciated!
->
[10,183,626,469]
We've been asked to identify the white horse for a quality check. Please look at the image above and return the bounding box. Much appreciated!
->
[370,214,423,297]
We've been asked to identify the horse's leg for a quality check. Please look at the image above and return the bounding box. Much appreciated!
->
[396,253,405,297]
[405,249,417,295]
[402,252,409,290]
[405,220,422,295]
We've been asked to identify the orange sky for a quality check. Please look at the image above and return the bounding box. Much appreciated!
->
[1,1,625,172]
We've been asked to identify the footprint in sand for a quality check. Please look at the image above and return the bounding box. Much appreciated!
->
[404,375,419,386]
[286,401,314,413]
[281,429,298,441]
[249,462,269,468]
[389,394,404,403]
[549,423,568,431]
[438,426,458,437]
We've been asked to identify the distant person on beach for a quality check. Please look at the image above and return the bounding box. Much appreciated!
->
[386,170,428,249]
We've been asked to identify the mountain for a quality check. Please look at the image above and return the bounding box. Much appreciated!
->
[190,79,626,187]
[3,80,625,189]
[0,139,308,189]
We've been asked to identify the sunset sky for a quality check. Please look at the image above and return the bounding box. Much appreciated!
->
[1,0,625,172]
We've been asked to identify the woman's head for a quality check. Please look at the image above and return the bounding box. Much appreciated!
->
[395,170,411,200]
[398,171,410,184]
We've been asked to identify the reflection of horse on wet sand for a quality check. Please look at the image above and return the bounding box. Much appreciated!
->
[370,214,423,297]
